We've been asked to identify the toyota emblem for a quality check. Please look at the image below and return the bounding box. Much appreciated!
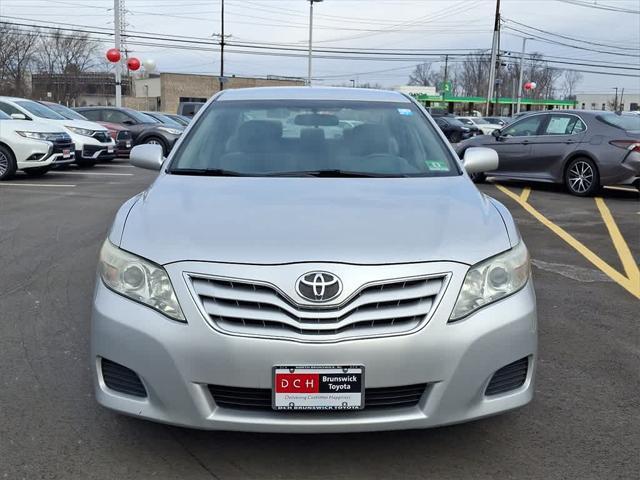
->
[296,272,342,302]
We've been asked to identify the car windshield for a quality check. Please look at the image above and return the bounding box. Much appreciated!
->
[484,117,503,125]
[45,103,88,121]
[457,118,475,126]
[0,110,10,120]
[170,100,459,177]
[126,109,160,123]
[597,113,640,132]
[16,100,66,120]
[149,113,183,127]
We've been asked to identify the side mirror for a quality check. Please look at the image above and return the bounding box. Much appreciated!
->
[463,147,499,175]
[130,144,164,171]
[122,119,136,126]
[10,113,27,120]
[491,128,502,139]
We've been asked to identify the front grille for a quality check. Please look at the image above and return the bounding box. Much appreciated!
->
[116,130,132,141]
[93,131,111,143]
[51,141,73,153]
[208,384,427,411]
[101,358,147,398]
[190,274,446,341]
[485,357,529,396]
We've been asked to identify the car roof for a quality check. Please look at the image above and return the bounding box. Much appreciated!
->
[0,96,35,103]
[217,86,410,103]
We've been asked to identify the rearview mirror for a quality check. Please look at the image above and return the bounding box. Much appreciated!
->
[10,113,27,120]
[463,147,498,175]
[130,144,164,171]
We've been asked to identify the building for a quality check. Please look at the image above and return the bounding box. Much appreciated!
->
[574,93,640,112]
[30,72,132,106]
[132,72,305,113]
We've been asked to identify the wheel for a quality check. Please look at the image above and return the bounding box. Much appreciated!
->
[23,166,51,177]
[449,132,462,144]
[144,137,167,156]
[0,144,17,180]
[565,157,600,196]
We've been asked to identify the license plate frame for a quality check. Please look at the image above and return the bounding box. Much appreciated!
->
[272,365,364,411]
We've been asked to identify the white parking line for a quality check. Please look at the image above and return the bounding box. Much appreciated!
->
[0,183,76,188]
[52,171,134,176]
[95,164,135,168]
[604,186,637,193]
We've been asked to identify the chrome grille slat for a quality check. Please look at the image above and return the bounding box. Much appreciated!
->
[190,273,446,340]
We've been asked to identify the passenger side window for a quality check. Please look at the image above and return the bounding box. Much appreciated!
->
[503,116,544,137]
[103,110,131,124]
[0,102,24,117]
[81,110,102,121]
[544,115,586,135]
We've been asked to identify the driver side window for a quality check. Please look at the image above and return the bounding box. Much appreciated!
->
[503,115,544,137]
[103,110,132,124]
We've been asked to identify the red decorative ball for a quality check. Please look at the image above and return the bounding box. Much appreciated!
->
[523,82,532,90]
[106,48,121,63]
[127,57,141,71]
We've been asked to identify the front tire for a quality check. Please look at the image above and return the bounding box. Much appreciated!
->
[565,157,600,196]
[0,145,17,180]
[449,131,462,144]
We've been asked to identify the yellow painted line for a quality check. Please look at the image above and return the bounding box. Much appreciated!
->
[495,185,640,299]
[520,187,531,202]
[595,197,640,285]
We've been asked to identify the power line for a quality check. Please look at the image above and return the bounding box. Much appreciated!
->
[557,0,640,14]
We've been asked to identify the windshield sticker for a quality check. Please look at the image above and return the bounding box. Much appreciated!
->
[397,108,413,116]
[425,160,449,171]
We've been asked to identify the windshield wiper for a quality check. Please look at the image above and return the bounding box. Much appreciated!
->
[265,169,406,178]
[170,168,249,177]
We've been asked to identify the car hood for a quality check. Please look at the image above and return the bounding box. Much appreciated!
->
[49,118,109,132]
[0,119,66,133]
[98,121,127,131]
[118,174,512,266]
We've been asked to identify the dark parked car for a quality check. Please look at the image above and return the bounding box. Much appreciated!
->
[434,116,474,143]
[142,111,186,128]
[456,110,640,196]
[41,102,134,158]
[76,107,183,156]
[164,113,191,126]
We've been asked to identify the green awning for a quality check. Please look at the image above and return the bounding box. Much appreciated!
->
[412,94,577,107]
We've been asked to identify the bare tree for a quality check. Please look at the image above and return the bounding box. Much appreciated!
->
[458,52,490,96]
[408,62,440,87]
[34,29,98,102]
[0,25,40,96]
[562,70,583,99]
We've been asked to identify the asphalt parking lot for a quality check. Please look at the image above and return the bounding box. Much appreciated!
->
[0,161,638,480]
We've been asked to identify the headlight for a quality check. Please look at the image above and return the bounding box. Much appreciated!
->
[450,241,530,321]
[99,240,185,322]
[158,127,182,135]
[66,125,95,137]
[16,131,59,141]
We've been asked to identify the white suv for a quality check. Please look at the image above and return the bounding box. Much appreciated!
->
[0,97,115,167]
[0,109,74,180]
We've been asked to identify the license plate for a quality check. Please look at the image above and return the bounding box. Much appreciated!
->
[108,146,114,153]
[273,365,364,411]
[62,149,70,158]
[126,142,132,148]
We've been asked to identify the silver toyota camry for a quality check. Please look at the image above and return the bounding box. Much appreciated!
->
[92,87,537,433]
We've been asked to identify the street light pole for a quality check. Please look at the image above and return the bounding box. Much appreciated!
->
[485,0,501,116]
[220,0,225,91]
[516,37,530,114]
[307,0,323,86]
[114,0,122,107]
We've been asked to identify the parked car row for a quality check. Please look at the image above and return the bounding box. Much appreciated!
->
[0,98,190,180]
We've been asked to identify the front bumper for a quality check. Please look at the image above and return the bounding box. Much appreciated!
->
[91,262,537,433]
[16,139,75,169]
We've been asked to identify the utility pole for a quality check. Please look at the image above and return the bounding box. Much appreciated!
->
[114,0,122,107]
[485,0,501,116]
[613,87,618,111]
[516,37,529,114]
[619,88,625,111]
[307,0,323,86]
[219,0,225,91]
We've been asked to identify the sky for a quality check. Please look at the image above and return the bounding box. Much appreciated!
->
[1,0,639,95]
